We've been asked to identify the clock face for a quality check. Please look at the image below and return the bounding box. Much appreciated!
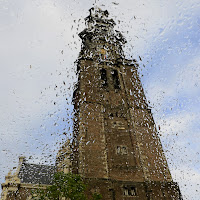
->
[101,49,106,55]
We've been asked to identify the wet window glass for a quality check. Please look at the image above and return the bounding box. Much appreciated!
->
[0,1,199,200]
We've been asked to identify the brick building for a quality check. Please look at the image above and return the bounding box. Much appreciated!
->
[69,7,182,199]
[1,7,182,200]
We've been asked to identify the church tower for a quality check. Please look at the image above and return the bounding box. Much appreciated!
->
[71,7,182,200]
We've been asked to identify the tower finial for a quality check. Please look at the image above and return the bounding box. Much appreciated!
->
[93,0,101,7]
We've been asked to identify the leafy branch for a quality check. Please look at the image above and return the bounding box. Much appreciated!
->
[32,172,102,200]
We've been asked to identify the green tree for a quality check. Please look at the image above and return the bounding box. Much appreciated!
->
[33,172,102,200]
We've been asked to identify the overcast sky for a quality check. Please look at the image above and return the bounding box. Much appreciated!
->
[0,0,200,199]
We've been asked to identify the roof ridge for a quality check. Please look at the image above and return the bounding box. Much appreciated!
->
[22,162,56,168]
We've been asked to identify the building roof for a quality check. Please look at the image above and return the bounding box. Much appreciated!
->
[18,162,56,185]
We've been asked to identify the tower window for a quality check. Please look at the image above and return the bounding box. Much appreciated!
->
[123,186,137,196]
[124,187,129,196]
[116,146,128,155]
[111,70,120,90]
[117,146,121,154]
[121,146,127,155]
[100,68,108,87]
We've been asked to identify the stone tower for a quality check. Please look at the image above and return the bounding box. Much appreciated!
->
[70,7,182,200]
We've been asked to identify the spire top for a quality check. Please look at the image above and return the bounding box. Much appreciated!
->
[89,7,109,19]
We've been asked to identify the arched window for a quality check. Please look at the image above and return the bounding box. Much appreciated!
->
[123,186,137,196]
[100,68,108,87]
[111,69,121,89]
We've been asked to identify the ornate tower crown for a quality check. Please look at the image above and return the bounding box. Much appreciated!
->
[85,7,115,30]
[79,7,126,61]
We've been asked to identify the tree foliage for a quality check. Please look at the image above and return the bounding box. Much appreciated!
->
[33,172,102,200]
